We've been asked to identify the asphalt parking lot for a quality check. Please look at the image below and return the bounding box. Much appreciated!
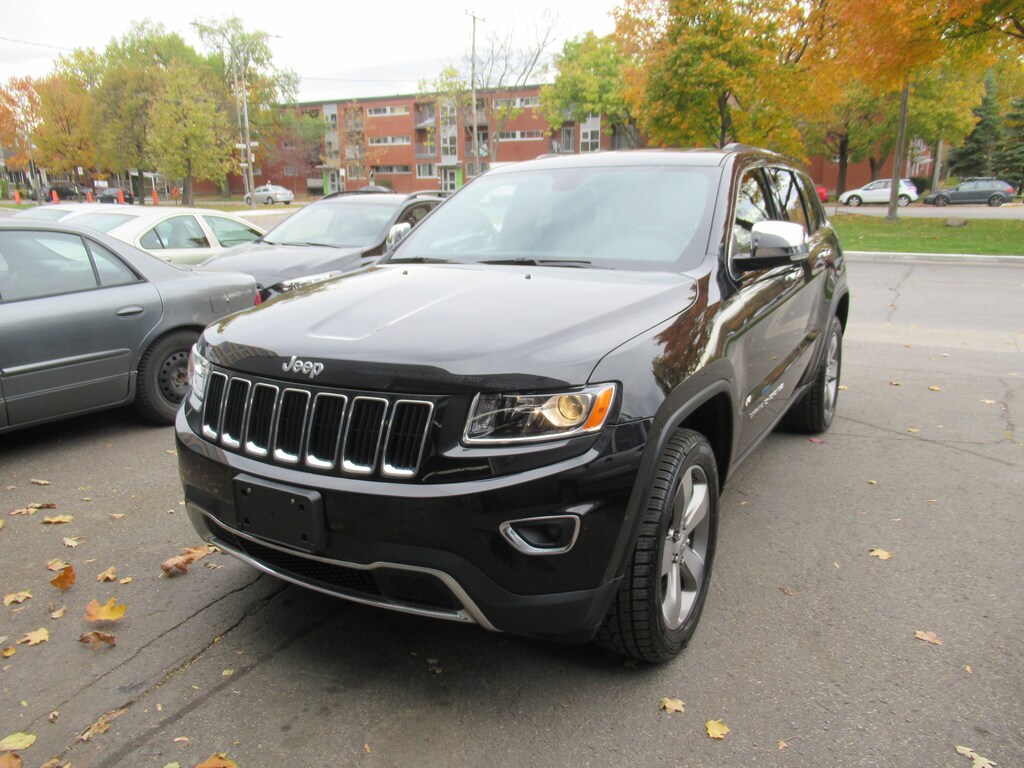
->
[1,255,1021,768]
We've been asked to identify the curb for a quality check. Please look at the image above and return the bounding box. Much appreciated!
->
[845,250,1024,264]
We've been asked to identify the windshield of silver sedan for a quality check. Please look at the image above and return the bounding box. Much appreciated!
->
[388,165,718,271]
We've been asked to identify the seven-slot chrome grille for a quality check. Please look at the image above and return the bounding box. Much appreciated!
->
[200,371,434,479]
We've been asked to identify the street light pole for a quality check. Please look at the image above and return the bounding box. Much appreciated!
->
[467,10,485,179]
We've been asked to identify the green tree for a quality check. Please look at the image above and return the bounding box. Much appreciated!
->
[539,32,638,148]
[147,65,232,206]
[948,72,1003,177]
[995,95,1024,191]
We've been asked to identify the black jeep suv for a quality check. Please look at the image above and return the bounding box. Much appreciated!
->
[176,147,848,662]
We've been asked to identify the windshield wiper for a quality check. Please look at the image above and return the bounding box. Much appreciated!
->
[479,258,597,268]
[386,256,459,264]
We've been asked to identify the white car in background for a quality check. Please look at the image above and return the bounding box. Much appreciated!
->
[68,207,265,266]
[838,178,918,207]
[245,184,294,206]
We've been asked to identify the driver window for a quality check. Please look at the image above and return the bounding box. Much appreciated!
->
[733,170,771,257]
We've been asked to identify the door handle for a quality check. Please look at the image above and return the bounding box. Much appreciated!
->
[116,305,144,317]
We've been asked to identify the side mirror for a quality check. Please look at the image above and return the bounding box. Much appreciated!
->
[386,222,412,248]
[735,220,808,271]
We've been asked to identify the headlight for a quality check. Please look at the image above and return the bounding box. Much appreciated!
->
[275,271,343,293]
[187,344,210,408]
[464,384,616,444]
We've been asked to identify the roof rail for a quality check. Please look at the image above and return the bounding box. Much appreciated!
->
[405,190,452,200]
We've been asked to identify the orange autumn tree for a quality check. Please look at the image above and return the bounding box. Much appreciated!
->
[615,0,840,156]
[0,77,41,175]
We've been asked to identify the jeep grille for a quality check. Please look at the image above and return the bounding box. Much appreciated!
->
[200,371,433,479]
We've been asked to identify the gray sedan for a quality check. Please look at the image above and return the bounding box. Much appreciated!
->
[0,220,258,433]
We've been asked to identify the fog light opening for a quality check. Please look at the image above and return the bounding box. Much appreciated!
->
[500,515,581,556]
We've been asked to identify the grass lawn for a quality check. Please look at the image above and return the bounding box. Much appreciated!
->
[831,213,1024,256]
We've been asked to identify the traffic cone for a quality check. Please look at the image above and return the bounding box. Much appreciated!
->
[151,189,159,204]
[14,191,21,204]
[86,190,93,203]
[117,188,124,204]
[51,189,59,203]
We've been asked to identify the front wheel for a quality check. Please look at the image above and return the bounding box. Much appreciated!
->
[897,194,910,207]
[935,196,949,207]
[135,329,198,424]
[244,195,252,206]
[988,195,1004,207]
[847,195,862,207]
[595,429,719,663]
[265,196,274,205]
[784,317,842,433]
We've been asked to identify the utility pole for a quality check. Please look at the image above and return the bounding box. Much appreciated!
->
[467,10,485,179]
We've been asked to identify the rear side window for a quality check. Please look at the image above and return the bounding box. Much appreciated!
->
[203,215,262,248]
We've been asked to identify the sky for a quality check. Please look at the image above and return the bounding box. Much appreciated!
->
[0,1,619,103]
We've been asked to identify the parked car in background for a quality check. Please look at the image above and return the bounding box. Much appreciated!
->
[245,184,294,206]
[838,178,918,206]
[0,220,258,432]
[923,178,1016,207]
[96,187,136,205]
[177,147,849,662]
[200,190,447,300]
[32,182,85,202]
[67,207,265,266]
[815,184,828,203]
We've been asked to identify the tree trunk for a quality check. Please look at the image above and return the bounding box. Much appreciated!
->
[184,176,193,207]
[717,92,731,148]
[886,79,910,223]
[837,134,849,196]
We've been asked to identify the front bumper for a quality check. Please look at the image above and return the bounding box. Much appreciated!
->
[176,408,644,643]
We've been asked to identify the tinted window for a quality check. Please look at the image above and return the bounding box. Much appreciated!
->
[264,201,397,247]
[769,169,810,232]
[202,215,262,248]
[0,231,98,301]
[733,170,772,257]
[794,173,826,232]
[86,240,138,287]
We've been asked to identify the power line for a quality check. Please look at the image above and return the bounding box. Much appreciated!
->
[0,35,74,52]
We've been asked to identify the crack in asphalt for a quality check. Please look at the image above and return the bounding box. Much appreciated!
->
[999,377,1018,444]
[884,265,914,324]
[38,573,288,764]
[834,415,1019,468]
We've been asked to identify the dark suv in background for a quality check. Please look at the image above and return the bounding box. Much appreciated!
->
[177,147,849,663]
[198,189,447,301]
[923,178,1016,206]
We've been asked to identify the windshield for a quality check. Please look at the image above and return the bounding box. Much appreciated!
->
[70,212,136,233]
[389,165,718,271]
[262,200,396,247]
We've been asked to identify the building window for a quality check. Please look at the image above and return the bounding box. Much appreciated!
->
[496,130,543,141]
[367,105,410,117]
[580,114,600,152]
[373,165,411,175]
[466,162,490,177]
[368,135,412,146]
[416,163,437,179]
[284,165,297,176]
[347,165,365,180]
[493,96,540,109]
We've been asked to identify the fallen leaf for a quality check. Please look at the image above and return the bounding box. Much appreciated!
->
[174,736,191,744]
[50,606,66,620]
[981,399,995,405]
[659,697,685,714]
[929,385,942,392]
[47,559,70,571]
[62,536,82,548]
[779,587,795,596]
[162,764,181,768]
[364,744,372,754]
[868,480,878,485]
[915,630,943,646]
[778,740,788,750]
[17,628,48,646]
[1,647,14,658]
[838,384,848,391]
[809,437,824,444]
[10,502,57,516]
[869,548,892,560]
[222,669,234,677]
[119,577,132,585]
[31,478,51,485]
[42,515,74,525]
[50,566,76,590]
[0,751,23,768]
[78,707,126,741]
[79,631,117,650]
[906,428,920,433]
[166,449,177,455]
[955,745,997,768]
[4,591,31,606]
[966,665,972,674]
[0,733,36,752]
[161,544,215,576]
[706,719,730,740]
[48,711,59,723]
[109,513,125,520]
[889,381,902,386]
[195,754,239,768]
[84,598,127,622]
[0,520,4,530]
[97,566,117,582]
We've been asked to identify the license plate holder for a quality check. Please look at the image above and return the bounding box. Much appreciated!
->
[233,473,325,555]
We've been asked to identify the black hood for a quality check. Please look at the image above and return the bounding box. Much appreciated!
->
[202,263,698,393]
[198,241,369,288]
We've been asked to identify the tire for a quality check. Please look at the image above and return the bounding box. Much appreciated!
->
[935,196,949,207]
[244,195,252,206]
[784,317,843,433]
[847,195,862,207]
[265,196,274,205]
[595,429,719,663]
[135,329,199,424]
[897,194,910,207]
[988,195,1004,207]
